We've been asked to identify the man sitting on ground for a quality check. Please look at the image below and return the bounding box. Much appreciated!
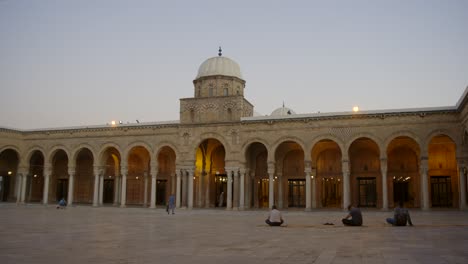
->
[265,205,284,226]
[386,201,413,226]
[342,204,362,226]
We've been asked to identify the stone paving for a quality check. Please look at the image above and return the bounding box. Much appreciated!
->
[0,203,467,264]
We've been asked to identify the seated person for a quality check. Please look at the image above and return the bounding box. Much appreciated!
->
[386,201,413,226]
[265,205,284,226]
[342,204,362,226]
[57,198,67,209]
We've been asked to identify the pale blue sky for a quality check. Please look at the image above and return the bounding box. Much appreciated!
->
[1,0,467,129]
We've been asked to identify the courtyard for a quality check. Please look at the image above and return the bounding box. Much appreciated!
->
[0,204,467,264]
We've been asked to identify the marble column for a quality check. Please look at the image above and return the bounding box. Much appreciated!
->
[120,166,128,207]
[150,166,157,209]
[277,172,283,209]
[93,167,100,207]
[43,167,51,205]
[226,171,233,210]
[20,172,28,203]
[198,170,204,207]
[99,174,104,205]
[143,172,148,207]
[113,175,120,205]
[181,171,187,208]
[459,166,467,210]
[381,158,388,210]
[305,169,311,211]
[233,170,239,210]
[16,173,22,204]
[311,168,317,208]
[204,171,211,208]
[342,160,350,210]
[176,170,181,208]
[420,158,429,210]
[188,170,194,209]
[67,168,75,206]
[239,168,245,210]
[268,167,275,209]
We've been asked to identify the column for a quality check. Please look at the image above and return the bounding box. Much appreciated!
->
[150,166,157,209]
[181,171,187,207]
[16,173,22,204]
[305,169,311,211]
[226,171,233,210]
[93,166,100,207]
[239,168,245,210]
[143,172,148,207]
[68,168,75,206]
[120,166,128,207]
[43,168,50,205]
[420,158,429,210]
[21,173,28,203]
[381,158,388,210]
[113,175,120,205]
[176,170,181,208]
[99,174,104,205]
[233,170,239,210]
[188,170,194,209]
[342,160,350,210]
[277,172,283,208]
[311,167,317,208]
[204,171,211,208]
[197,170,203,207]
[268,165,275,209]
[459,166,467,210]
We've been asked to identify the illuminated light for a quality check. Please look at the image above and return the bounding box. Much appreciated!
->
[108,175,112,178]
[8,171,12,175]
[136,176,139,180]
[338,179,340,182]
[274,176,278,179]
[393,176,396,180]
[258,181,260,184]
[111,120,116,126]
[353,106,359,112]
[311,175,314,179]
[193,177,196,180]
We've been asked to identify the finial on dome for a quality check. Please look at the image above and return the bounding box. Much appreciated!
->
[218,46,222,56]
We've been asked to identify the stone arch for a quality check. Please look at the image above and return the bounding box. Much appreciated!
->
[0,147,21,202]
[25,146,46,165]
[193,132,230,160]
[384,130,422,157]
[309,134,345,160]
[423,129,459,154]
[348,136,382,208]
[345,133,383,157]
[154,141,180,162]
[123,141,153,163]
[271,136,306,163]
[71,144,97,166]
[311,138,343,208]
[46,145,71,167]
[0,145,21,161]
[98,142,123,165]
[240,138,270,164]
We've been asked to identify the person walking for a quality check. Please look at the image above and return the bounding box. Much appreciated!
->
[167,193,175,215]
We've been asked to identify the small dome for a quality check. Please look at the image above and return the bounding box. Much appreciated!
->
[196,56,242,79]
[271,105,296,116]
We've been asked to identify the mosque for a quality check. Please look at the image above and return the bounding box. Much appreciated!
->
[1,49,467,211]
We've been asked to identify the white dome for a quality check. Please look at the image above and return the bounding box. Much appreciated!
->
[196,56,242,79]
[271,105,296,116]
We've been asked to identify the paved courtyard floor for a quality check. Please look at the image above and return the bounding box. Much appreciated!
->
[0,204,467,264]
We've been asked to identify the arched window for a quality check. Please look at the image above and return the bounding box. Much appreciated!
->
[190,109,195,122]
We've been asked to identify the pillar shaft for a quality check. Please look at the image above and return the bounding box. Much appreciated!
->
[176,171,181,208]
[305,171,311,211]
[227,171,233,210]
[381,158,388,210]
[188,170,194,209]
[342,160,350,210]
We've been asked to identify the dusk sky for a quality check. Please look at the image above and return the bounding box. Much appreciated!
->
[1,0,467,130]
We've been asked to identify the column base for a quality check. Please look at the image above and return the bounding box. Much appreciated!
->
[120,204,126,208]
[305,208,312,212]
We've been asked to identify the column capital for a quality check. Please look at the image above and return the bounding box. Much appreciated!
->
[68,167,76,176]
[120,166,128,176]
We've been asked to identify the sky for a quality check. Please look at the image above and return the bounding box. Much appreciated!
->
[0,0,467,130]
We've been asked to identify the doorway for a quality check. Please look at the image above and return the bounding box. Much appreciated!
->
[288,179,305,207]
[321,177,341,207]
[103,179,114,204]
[56,179,68,202]
[431,176,452,207]
[0,175,10,201]
[215,174,227,207]
[393,181,409,204]
[357,177,376,207]
[156,180,167,205]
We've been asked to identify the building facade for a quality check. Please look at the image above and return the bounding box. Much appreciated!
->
[1,52,468,210]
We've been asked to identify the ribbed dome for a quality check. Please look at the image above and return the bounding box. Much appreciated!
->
[271,105,296,116]
[196,56,242,79]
